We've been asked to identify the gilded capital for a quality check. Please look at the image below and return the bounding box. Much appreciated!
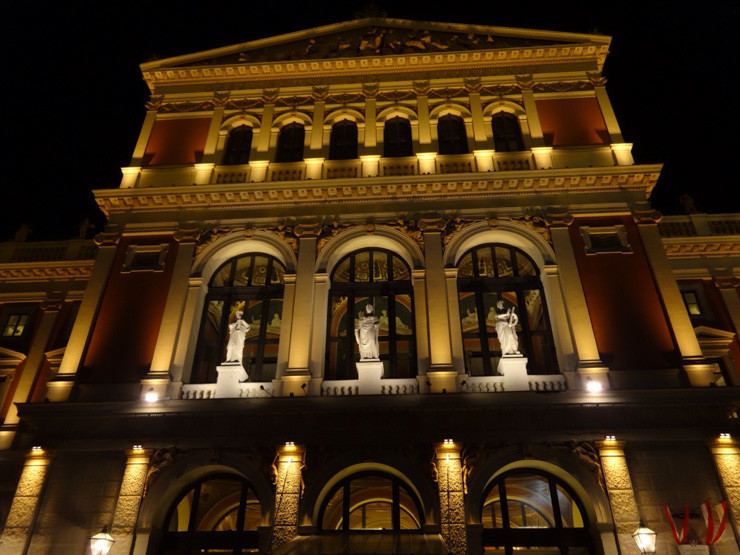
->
[713,274,740,290]
[174,226,202,243]
[40,293,65,312]
[418,218,447,232]
[544,211,574,227]
[93,231,122,247]
[632,209,662,225]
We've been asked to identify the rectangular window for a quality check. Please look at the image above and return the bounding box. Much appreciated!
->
[682,291,702,316]
[580,225,631,254]
[3,313,29,337]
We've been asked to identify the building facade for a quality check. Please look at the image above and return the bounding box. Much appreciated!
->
[0,17,739,555]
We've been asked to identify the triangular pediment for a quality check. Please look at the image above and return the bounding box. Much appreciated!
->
[0,346,26,373]
[143,18,610,70]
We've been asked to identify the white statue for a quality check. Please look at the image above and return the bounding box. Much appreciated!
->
[355,304,380,360]
[225,310,250,363]
[494,300,520,356]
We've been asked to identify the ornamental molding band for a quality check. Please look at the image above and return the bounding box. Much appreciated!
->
[663,237,740,259]
[0,261,95,283]
[146,80,599,113]
[94,169,661,216]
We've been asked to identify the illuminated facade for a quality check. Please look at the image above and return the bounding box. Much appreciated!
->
[1,18,739,554]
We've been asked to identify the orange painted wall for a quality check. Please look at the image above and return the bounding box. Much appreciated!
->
[536,97,610,147]
[82,236,178,383]
[142,118,211,166]
[570,217,678,370]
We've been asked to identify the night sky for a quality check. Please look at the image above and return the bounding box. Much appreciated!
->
[4,1,738,241]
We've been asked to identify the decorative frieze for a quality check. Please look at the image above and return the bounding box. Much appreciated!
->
[663,238,740,259]
[0,261,94,283]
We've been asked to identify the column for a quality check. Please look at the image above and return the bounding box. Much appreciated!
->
[709,436,740,544]
[444,268,466,373]
[3,295,62,431]
[48,232,120,402]
[283,227,319,396]
[170,277,204,396]
[546,215,608,389]
[412,269,430,388]
[271,443,305,552]
[434,441,466,555]
[597,440,642,555]
[143,228,199,399]
[594,86,624,144]
[110,448,152,555]
[634,210,711,385]
[714,276,740,386]
[0,447,52,555]
[421,224,456,393]
[274,274,296,381]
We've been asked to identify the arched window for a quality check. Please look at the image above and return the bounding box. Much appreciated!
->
[222,125,253,165]
[319,472,423,531]
[160,474,261,554]
[491,112,525,152]
[329,120,358,160]
[481,469,593,553]
[275,122,305,163]
[192,253,285,383]
[437,114,468,155]
[457,244,556,375]
[383,116,413,158]
[326,249,416,380]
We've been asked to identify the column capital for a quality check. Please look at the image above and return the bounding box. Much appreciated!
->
[632,209,663,225]
[40,292,65,312]
[93,231,122,246]
[174,226,202,243]
[713,274,740,290]
[418,218,447,233]
[544,211,574,228]
[595,439,626,453]
[294,223,323,238]
[276,442,305,463]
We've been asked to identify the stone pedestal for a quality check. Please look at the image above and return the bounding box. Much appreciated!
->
[216,362,248,399]
[498,355,529,391]
[356,360,384,395]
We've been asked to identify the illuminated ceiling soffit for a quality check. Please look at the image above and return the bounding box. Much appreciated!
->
[140,18,611,90]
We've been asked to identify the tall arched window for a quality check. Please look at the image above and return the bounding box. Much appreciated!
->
[319,472,423,531]
[275,122,305,163]
[457,244,556,375]
[326,248,416,380]
[192,253,285,383]
[222,125,253,165]
[491,112,525,152]
[481,469,593,553]
[383,116,413,158]
[160,474,261,554]
[329,119,358,160]
[437,114,468,155]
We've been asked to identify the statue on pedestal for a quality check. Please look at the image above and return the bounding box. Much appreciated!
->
[225,310,250,364]
[355,304,380,360]
[494,300,520,356]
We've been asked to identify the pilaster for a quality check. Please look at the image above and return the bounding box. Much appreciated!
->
[130,110,157,166]
[594,86,624,143]
[110,448,152,555]
[364,96,377,148]
[0,448,52,555]
[634,210,709,384]
[257,104,275,152]
[309,101,325,152]
[271,443,305,552]
[597,440,641,555]
[144,228,199,400]
[170,276,204,394]
[444,267,466,374]
[49,232,120,402]
[468,92,487,145]
[709,437,740,544]
[434,441,466,555]
[202,105,226,162]
[546,213,608,388]
[416,94,431,144]
[521,88,545,148]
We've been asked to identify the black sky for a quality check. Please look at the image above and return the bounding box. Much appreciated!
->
[3,1,738,241]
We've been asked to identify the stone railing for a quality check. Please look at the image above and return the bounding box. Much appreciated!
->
[659,214,740,238]
[321,377,419,396]
[180,381,276,399]
[493,151,534,172]
[0,240,96,263]
[214,164,252,184]
[462,374,567,393]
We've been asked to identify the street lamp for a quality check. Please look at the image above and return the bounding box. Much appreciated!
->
[632,522,656,554]
[90,526,114,555]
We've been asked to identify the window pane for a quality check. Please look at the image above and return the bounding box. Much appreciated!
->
[194,478,244,531]
[333,257,351,282]
[372,251,389,281]
[525,289,546,331]
[398,487,421,529]
[482,485,501,528]
[211,263,233,287]
[476,247,495,277]
[233,256,253,287]
[349,477,393,530]
[242,300,263,339]
[329,296,348,337]
[391,254,410,280]
[394,295,413,336]
[516,251,537,276]
[168,490,194,531]
[266,300,283,338]
[459,292,479,334]
[270,261,284,284]
[504,474,554,528]
[250,255,269,286]
[495,247,513,277]
[203,301,224,343]
[355,251,370,282]
[556,484,584,527]
[458,253,474,278]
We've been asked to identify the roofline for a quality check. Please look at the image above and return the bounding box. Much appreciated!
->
[140,17,612,71]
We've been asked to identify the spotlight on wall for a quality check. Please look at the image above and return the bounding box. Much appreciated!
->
[132,444,143,451]
[604,435,616,442]
[144,388,158,402]
[585,378,603,393]
[31,446,43,452]
[90,526,115,555]
[632,522,656,553]
[719,433,732,440]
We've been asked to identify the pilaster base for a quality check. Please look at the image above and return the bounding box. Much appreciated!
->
[684,361,721,387]
[140,375,171,401]
[577,364,610,391]
[281,373,311,397]
[45,377,75,402]
[499,355,529,391]
[356,360,384,395]
[0,427,16,450]
[427,369,458,393]
[215,363,248,398]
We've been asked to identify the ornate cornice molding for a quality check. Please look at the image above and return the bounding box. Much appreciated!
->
[663,237,740,259]
[0,261,95,283]
[95,170,661,217]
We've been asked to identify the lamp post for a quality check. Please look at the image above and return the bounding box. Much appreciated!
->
[632,522,657,554]
[90,526,114,555]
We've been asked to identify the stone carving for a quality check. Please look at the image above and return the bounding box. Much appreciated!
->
[144,446,181,495]
[225,311,250,364]
[355,304,380,360]
[495,300,520,355]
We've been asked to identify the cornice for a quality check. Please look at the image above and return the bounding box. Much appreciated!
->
[663,236,740,259]
[142,44,608,92]
[0,260,95,283]
[94,167,661,217]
